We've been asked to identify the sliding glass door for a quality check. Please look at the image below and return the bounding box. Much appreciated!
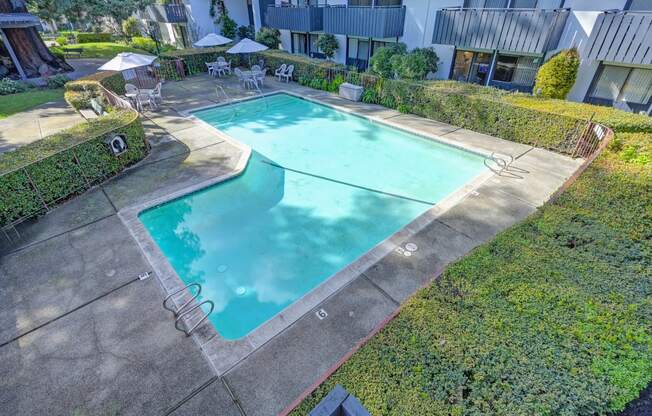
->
[587,65,652,113]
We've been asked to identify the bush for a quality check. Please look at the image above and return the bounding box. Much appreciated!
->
[46,74,70,89]
[369,43,406,78]
[130,36,158,54]
[0,109,147,227]
[122,16,142,38]
[55,36,67,46]
[0,78,32,95]
[391,48,438,81]
[316,34,339,60]
[237,25,254,40]
[534,48,580,99]
[256,27,280,49]
[64,71,126,110]
[76,32,113,43]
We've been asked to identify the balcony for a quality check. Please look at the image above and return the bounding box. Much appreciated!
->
[432,8,569,54]
[142,3,187,24]
[266,5,324,32]
[324,6,406,38]
[585,11,652,65]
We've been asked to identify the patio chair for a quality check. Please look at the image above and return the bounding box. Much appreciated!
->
[235,68,257,89]
[224,59,232,74]
[275,64,287,81]
[251,64,261,72]
[206,62,217,77]
[125,83,142,110]
[217,56,226,63]
[255,68,268,87]
[149,82,162,106]
[280,65,294,83]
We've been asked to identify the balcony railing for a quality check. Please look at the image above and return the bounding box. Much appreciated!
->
[432,8,569,54]
[324,6,406,38]
[142,4,187,23]
[585,11,652,65]
[164,4,187,23]
[266,5,324,32]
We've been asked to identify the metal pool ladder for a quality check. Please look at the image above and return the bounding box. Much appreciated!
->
[163,283,215,337]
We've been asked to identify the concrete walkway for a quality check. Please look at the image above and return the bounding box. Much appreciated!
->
[0,99,84,153]
[0,73,583,415]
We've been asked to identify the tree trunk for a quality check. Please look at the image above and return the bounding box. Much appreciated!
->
[0,0,73,78]
[3,27,73,78]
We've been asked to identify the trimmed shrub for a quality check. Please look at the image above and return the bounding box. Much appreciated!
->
[55,36,67,46]
[122,16,142,38]
[46,74,70,89]
[391,48,439,81]
[369,43,407,78]
[0,109,147,227]
[316,34,339,60]
[534,48,580,99]
[130,36,158,54]
[255,27,280,49]
[64,71,126,110]
[76,32,113,43]
[237,25,254,40]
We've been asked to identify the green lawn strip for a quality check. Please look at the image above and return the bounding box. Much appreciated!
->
[0,89,64,119]
[61,43,151,59]
[292,136,652,415]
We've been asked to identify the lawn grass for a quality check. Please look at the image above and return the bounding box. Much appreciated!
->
[0,89,64,119]
[60,42,151,59]
[291,133,652,415]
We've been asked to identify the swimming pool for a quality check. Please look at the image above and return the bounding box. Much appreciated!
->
[139,93,486,340]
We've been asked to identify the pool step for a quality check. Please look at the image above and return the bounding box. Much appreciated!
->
[163,283,214,337]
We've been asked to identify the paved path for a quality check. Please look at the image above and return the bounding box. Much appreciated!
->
[0,99,84,153]
[0,73,583,415]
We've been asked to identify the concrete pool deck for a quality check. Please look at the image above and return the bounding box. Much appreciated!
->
[0,74,583,415]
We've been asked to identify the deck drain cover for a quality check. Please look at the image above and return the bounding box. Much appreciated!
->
[218,265,228,273]
[405,243,418,252]
[236,286,246,296]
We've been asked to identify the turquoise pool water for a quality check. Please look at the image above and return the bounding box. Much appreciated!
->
[139,94,486,340]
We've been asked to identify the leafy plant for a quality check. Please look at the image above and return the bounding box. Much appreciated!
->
[369,43,406,78]
[316,34,339,60]
[256,27,281,49]
[46,74,70,89]
[122,16,142,39]
[129,36,157,54]
[76,32,113,43]
[55,36,68,46]
[215,2,237,39]
[534,48,580,99]
[0,78,32,95]
[392,48,439,80]
[237,25,254,40]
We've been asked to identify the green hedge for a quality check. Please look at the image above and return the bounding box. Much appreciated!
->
[0,110,146,227]
[2,71,144,227]
[291,129,652,416]
[64,71,126,110]
[76,32,113,43]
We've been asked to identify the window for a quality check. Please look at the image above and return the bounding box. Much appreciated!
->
[292,32,308,55]
[452,50,492,84]
[309,34,324,58]
[493,55,518,82]
[510,0,537,7]
[347,37,371,70]
[491,54,540,86]
[588,65,652,113]
[348,0,402,5]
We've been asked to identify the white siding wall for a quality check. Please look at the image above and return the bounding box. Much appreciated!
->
[185,0,251,40]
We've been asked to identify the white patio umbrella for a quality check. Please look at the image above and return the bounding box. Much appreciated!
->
[226,38,268,66]
[193,33,232,47]
[98,52,157,71]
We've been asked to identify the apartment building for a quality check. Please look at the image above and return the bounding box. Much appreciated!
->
[136,0,267,48]
[265,0,652,113]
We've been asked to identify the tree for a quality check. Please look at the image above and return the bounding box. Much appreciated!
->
[86,0,154,34]
[122,16,141,39]
[255,27,280,49]
[534,48,580,99]
[1,0,72,78]
[369,42,406,78]
[316,34,338,60]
